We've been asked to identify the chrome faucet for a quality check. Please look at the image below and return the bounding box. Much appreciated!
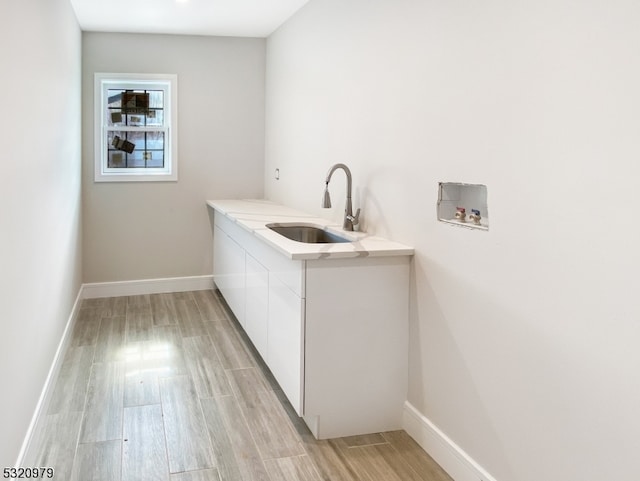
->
[322,163,360,231]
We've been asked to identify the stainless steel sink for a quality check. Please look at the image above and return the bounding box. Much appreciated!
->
[266,223,352,244]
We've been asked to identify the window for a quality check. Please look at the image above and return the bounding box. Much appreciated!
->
[94,73,178,182]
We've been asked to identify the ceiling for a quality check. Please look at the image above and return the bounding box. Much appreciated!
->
[69,0,310,37]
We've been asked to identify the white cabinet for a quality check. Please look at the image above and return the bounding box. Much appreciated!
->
[213,212,305,415]
[211,208,409,439]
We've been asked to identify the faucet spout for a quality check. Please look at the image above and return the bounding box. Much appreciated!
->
[322,163,360,231]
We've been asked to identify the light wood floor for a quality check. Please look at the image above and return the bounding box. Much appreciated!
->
[28,290,452,481]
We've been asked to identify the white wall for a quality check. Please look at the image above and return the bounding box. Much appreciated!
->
[265,1,640,480]
[0,0,82,467]
[82,33,265,283]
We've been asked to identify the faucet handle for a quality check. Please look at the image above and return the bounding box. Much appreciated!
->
[347,208,361,225]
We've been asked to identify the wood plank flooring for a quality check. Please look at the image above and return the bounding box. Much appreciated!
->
[27,290,452,481]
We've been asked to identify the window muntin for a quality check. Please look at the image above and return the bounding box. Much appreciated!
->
[94,74,177,182]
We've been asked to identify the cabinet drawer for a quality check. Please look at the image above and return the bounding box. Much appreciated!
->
[214,212,254,247]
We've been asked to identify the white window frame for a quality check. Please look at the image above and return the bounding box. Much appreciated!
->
[94,73,178,182]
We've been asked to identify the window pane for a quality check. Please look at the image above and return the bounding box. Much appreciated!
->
[108,130,136,154]
[127,149,147,168]
[146,150,165,168]
[107,89,122,108]
[128,114,145,127]
[108,151,126,168]
[122,90,149,114]
[148,90,163,109]
[107,109,125,126]
[146,131,165,151]
[125,131,145,156]
[145,109,164,126]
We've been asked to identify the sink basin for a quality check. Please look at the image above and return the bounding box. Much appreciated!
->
[266,223,352,244]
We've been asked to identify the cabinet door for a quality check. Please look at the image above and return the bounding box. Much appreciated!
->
[268,275,305,415]
[213,224,245,325]
[245,253,268,359]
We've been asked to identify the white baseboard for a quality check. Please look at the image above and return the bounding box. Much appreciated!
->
[82,275,214,299]
[15,287,84,467]
[403,401,498,481]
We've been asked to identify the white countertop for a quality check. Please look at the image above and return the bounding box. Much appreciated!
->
[207,199,414,260]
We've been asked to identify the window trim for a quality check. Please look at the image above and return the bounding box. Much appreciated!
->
[94,73,178,182]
